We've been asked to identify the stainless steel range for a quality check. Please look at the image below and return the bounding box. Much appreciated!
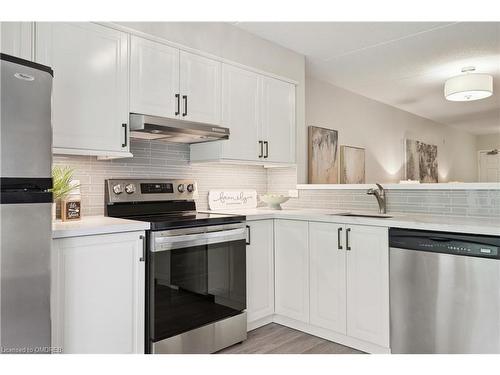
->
[105,179,247,354]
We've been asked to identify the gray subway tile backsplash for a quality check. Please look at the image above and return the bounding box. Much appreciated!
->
[266,167,500,218]
[54,140,500,218]
[53,140,267,216]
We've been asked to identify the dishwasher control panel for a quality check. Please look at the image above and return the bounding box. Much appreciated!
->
[389,228,500,259]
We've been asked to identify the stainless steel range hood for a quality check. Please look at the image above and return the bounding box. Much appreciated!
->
[129,113,230,144]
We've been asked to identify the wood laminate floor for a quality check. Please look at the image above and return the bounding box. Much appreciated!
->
[217,323,365,354]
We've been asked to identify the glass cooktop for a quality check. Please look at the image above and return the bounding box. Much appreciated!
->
[124,211,246,230]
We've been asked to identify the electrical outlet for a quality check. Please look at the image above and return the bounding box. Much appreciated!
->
[288,189,299,198]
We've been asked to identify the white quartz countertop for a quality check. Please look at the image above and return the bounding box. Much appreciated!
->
[52,216,150,239]
[52,210,500,239]
[201,208,500,236]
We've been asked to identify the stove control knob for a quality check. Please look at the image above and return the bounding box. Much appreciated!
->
[125,184,136,194]
[177,184,185,193]
[113,184,124,195]
[187,184,195,193]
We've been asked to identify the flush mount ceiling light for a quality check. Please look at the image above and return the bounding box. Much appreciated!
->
[444,66,493,102]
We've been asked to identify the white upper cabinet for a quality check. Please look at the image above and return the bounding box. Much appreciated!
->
[190,63,296,165]
[246,220,275,327]
[23,21,295,162]
[220,64,261,161]
[0,22,33,60]
[261,76,296,163]
[130,35,180,119]
[309,222,347,334]
[274,219,309,323]
[36,22,130,157]
[129,40,221,125]
[179,50,221,124]
[346,225,389,347]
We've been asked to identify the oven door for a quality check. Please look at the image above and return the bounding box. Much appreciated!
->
[147,223,247,347]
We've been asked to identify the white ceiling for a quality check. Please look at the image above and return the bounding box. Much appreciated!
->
[234,22,500,135]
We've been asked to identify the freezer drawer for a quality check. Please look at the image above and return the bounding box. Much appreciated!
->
[0,203,52,353]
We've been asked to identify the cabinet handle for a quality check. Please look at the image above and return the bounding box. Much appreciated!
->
[346,228,351,251]
[175,94,180,116]
[258,141,264,158]
[122,123,128,148]
[337,227,343,250]
[264,141,269,158]
[182,95,188,117]
[246,225,251,245]
[139,235,146,262]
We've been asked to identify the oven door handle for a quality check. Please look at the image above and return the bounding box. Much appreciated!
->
[153,227,247,252]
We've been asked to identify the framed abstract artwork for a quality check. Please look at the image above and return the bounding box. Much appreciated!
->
[308,126,339,184]
[405,139,438,183]
[340,145,365,184]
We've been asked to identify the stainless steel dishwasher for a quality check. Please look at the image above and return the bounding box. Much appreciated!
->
[389,228,500,354]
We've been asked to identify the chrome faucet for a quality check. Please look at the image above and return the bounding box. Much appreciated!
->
[367,183,386,214]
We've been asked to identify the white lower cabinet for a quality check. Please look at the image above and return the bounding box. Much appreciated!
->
[309,222,347,334]
[245,220,274,329]
[272,219,390,352]
[308,222,389,349]
[274,219,309,323]
[51,231,145,353]
[346,224,390,347]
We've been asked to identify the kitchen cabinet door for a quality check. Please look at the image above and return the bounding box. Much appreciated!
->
[51,231,145,353]
[180,50,221,125]
[220,64,261,161]
[274,219,309,323]
[346,225,389,347]
[130,35,180,119]
[246,220,274,327]
[36,22,130,157]
[1,22,33,60]
[309,222,347,334]
[261,76,295,163]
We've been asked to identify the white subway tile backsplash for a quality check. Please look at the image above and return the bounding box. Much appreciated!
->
[267,167,500,218]
[54,140,268,215]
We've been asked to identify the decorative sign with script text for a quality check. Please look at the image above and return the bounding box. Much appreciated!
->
[208,190,258,210]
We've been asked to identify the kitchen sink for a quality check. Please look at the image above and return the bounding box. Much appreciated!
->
[332,212,393,218]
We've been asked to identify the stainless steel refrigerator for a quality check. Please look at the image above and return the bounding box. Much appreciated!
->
[0,53,53,353]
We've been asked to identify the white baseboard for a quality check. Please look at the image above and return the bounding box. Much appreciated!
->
[247,314,391,354]
[247,315,274,331]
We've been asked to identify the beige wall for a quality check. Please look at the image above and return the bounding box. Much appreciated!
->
[477,133,500,151]
[302,77,478,183]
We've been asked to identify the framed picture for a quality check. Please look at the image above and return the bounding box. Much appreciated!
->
[340,145,365,184]
[308,126,339,184]
[405,139,438,183]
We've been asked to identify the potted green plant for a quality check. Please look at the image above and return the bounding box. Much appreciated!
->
[50,166,80,220]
